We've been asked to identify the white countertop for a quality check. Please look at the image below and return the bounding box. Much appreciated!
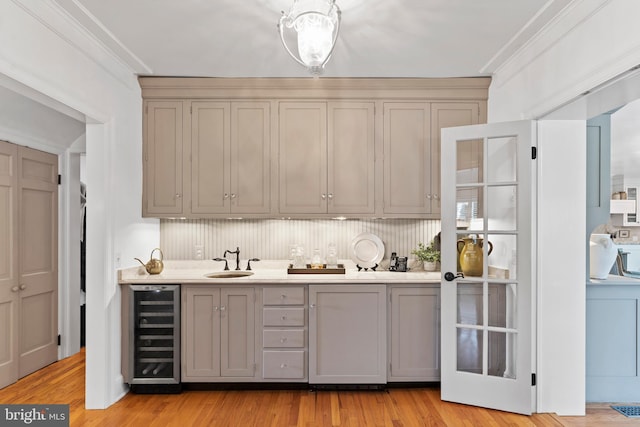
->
[118,260,442,285]
[589,274,640,285]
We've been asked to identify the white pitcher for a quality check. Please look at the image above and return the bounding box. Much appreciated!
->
[589,233,618,279]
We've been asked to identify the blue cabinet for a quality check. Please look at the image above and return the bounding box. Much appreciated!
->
[587,284,640,401]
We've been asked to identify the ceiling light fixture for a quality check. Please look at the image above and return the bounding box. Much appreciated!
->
[278,0,341,75]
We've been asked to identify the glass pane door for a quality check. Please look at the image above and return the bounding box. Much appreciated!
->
[441,120,535,415]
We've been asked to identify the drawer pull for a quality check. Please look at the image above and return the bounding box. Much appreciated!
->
[281,294,287,299]
[280,337,287,343]
[281,315,287,320]
[280,363,287,369]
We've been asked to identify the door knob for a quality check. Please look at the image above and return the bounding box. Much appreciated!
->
[444,272,464,282]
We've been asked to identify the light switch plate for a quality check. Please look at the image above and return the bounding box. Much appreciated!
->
[194,245,204,260]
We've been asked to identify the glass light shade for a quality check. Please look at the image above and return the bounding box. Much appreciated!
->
[294,13,335,67]
[279,0,341,75]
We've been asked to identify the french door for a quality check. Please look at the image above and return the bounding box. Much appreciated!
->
[440,120,536,415]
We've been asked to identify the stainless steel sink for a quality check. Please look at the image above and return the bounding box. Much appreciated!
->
[205,271,254,279]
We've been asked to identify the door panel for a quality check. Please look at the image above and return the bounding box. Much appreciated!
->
[231,102,271,214]
[191,102,230,214]
[279,102,327,214]
[0,141,18,388]
[182,287,221,379]
[18,147,58,378]
[220,288,254,377]
[441,120,534,415]
[328,102,375,214]
[144,101,184,215]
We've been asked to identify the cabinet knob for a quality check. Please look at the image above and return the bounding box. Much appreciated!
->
[223,193,229,200]
[280,294,287,299]
[280,337,287,343]
[426,194,432,199]
[19,284,26,290]
[175,193,182,199]
[327,193,333,200]
[433,194,439,200]
[11,286,19,292]
[281,315,287,321]
[220,305,226,311]
[230,193,237,199]
[280,363,287,369]
[309,303,316,309]
[213,306,219,312]
[321,193,326,200]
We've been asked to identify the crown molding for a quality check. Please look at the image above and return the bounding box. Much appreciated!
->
[12,0,144,88]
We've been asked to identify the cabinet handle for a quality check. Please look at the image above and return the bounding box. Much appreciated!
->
[11,286,19,292]
[230,193,237,199]
[19,284,26,290]
[280,337,287,343]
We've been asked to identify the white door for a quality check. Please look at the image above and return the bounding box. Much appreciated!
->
[440,120,536,415]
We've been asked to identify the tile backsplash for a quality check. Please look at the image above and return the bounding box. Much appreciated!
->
[160,218,441,262]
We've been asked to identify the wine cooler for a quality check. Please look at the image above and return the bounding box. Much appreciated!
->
[125,284,181,393]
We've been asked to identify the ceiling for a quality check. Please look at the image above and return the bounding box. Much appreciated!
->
[56,0,561,78]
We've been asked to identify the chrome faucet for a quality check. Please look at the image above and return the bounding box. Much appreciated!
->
[224,247,241,270]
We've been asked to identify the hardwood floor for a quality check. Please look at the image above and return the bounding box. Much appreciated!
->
[0,350,635,426]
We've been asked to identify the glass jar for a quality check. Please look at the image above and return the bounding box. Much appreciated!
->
[310,248,323,269]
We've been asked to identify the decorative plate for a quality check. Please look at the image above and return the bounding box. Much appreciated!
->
[350,233,385,268]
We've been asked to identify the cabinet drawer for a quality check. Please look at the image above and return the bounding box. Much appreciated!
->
[263,307,305,326]
[263,329,304,348]
[263,351,305,379]
[263,287,305,306]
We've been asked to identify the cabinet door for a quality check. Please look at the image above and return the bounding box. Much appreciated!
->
[430,103,480,215]
[0,141,18,389]
[191,102,230,214]
[144,100,185,216]
[328,102,375,214]
[279,102,327,214]
[383,103,431,216]
[221,287,255,377]
[309,284,386,384]
[182,286,221,379]
[389,286,440,381]
[231,102,271,214]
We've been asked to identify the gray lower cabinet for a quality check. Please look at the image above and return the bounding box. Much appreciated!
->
[181,286,255,381]
[308,284,387,384]
[388,285,440,381]
[261,286,307,381]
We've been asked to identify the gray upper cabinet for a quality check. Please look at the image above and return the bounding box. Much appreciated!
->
[139,78,488,219]
[278,101,375,215]
[383,102,431,216]
[143,100,185,216]
[191,101,272,215]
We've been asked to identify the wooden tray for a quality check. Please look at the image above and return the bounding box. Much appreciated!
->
[287,264,346,274]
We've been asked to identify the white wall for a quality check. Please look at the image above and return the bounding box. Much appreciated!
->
[487,0,640,417]
[0,0,158,408]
